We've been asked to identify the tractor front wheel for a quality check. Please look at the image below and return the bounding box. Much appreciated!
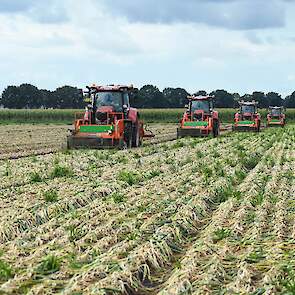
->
[123,122,132,149]
[213,120,220,137]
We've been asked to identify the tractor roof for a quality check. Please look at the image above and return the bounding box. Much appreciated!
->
[269,106,283,109]
[187,95,214,101]
[238,100,258,106]
[87,84,137,92]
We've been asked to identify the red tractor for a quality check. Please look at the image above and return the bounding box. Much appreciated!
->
[177,95,220,138]
[67,84,153,149]
[267,106,286,127]
[233,100,261,132]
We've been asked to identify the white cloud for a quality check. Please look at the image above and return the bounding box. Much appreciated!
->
[100,0,286,30]
[0,0,295,96]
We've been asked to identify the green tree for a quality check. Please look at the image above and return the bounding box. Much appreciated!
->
[252,91,267,108]
[53,86,83,109]
[163,87,189,108]
[240,94,252,101]
[40,89,53,108]
[266,92,283,107]
[210,89,234,108]
[137,85,164,108]
[1,84,42,108]
[1,86,21,108]
[20,84,42,108]
[285,92,295,108]
[232,93,241,108]
[194,90,207,96]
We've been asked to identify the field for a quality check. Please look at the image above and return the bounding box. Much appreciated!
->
[1,109,295,124]
[0,123,294,294]
[0,124,176,160]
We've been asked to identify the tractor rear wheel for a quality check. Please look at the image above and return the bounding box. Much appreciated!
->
[256,121,261,132]
[132,123,142,147]
[177,128,182,139]
[123,122,132,149]
[213,120,219,137]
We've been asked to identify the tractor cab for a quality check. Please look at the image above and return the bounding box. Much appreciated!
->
[177,95,220,138]
[189,96,213,115]
[83,85,136,125]
[234,100,261,132]
[268,106,283,117]
[67,84,152,149]
[267,106,285,127]
[239,101,258,119]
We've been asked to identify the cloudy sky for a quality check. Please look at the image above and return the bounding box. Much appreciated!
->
[0,0,295,96]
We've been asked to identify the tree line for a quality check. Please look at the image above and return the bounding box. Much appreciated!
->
[1,83,295,109]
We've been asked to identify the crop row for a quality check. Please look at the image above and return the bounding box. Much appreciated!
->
[159,137,294,294]
[0,126,293,294]
[82,130,293,294]
[1,108,295,124]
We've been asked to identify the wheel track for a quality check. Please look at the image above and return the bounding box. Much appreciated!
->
[0,124,231,160]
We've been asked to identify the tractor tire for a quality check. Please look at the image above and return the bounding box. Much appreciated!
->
[132,123,142,147]
[213,120,220,137]
[177,128,182,139]
[66,136,71,149]
[256,121,261,132]
[123,122,132,149]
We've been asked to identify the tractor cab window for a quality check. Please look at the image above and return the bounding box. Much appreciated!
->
[270,109,281,116]
[123,93,130,107]
[95,91,123,112]
[191,100,210,113]
[241,105,255,113]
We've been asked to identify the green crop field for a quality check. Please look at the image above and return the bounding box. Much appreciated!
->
[0,125,294,294]
[0,108,295,124]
